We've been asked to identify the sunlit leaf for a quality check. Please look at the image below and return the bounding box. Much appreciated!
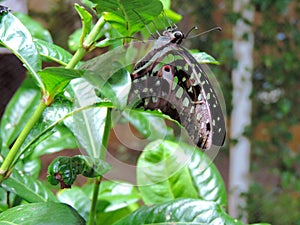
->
[137,140,227,205]
[114,198,243,225]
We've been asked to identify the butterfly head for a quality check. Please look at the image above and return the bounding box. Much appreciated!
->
[161,28,185,44]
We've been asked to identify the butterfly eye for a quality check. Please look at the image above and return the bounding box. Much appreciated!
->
[174,31,183,39]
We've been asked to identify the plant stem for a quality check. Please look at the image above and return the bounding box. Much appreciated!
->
[0,101,47,182]
[88,176,102,225]
[66,16,105,69]
[88,108,112,225]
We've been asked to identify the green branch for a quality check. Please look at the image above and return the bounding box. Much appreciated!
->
[0,101,47,182]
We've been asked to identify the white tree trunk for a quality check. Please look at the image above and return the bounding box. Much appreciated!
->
[229,0,254,222]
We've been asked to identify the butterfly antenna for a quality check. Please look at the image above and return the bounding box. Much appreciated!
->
[188,26,222,39]
[132,9,156,39]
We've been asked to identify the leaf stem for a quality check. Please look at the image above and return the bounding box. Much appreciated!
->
[0,101,47,182]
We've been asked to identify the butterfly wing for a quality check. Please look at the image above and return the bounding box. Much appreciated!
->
[128,40,226,149]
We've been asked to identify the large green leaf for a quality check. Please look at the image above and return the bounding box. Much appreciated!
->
[0,12,42,78]
[90,0,163,36]
[64,78,108,158]
[1,170,57,203]
[137,140,227,206]
[0,202,85,225]
[0,78,40,149]
[30,125,77,158]
[114,198,243,225]
[34,39,73,66]
[13,12,53,43]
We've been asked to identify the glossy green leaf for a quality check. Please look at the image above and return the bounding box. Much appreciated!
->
[0,78,40,149]
[38,67,83,98]
[90,0,163,36]
[13,12,53,43]
[114,198,243,225]
[30,125,77,158]
[1,170,57,203]
[64,78,107,158]
[19,98,75,160]
[137,140,227,206]
[0,12,42,76]
[0,202,85,225]
[192,51,220,65]
[34,39,73,65]
[57,186,91,220]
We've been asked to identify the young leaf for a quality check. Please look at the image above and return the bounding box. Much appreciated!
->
[74,3,92,37]
[47,155,111,188]
[113,198,244,225]
[34,39,73,65]
[0,12,42,82]
[137,140,227,206]
[0,202,85,225]
[0,78,40,149]
[90,0,163,36]
[1,170,57,203]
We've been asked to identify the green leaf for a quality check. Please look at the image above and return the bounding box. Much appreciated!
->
[191,51,220,65]
[58,181,140,221]
[1,170,57,203]
[13,12,53,43]
[58,186,91,220]
[137,140,227,206]
[30,125,78,158]
[34,39,73,65]
[114,198,244,225]
[91,0,163,36]
[0,12,42,80]
[38,67,83,99]
[0,202,85,225]
[64,78,108,157]
[81,52,132,107]
[85,181,141,212]
[74,3,92,36]
[120,109,173,141]
[0,78,40,149]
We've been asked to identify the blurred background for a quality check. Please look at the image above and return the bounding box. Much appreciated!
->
[0,0,299,224]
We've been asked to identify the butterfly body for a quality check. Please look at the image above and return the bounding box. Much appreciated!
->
[128,28,226,149]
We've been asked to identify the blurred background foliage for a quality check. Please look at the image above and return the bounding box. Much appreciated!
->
[2,0,300,224]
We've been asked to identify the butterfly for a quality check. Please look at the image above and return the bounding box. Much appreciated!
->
[127,27,226,150]
[0,5,10,14]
